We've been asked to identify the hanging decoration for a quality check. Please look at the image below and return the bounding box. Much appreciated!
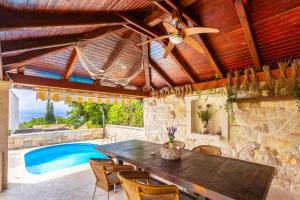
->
[261,65,274,97]
[75,31,143,86]
[153,84,193,99]
[35,89,136,105]
[226,58,300,99]
[225,58,300,119]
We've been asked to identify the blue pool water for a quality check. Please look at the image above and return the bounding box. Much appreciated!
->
[24,143,107,174]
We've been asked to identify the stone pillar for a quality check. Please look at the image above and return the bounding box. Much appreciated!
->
[0,81,11,191]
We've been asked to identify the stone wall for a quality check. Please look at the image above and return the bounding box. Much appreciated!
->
[105,125,145,142]
[8,128,103,150]
[143,93,300,194]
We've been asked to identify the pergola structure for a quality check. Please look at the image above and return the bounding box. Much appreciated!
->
[0,0,299,191]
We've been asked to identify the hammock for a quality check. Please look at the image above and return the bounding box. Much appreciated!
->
[76,31,143,86]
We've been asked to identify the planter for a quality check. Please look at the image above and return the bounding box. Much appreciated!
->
[202,121,208,134]
[160,146,182,160]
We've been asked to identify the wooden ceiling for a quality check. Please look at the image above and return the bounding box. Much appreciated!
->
[1,0,300,96]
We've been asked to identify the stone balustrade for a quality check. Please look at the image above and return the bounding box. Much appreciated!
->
[8,125,146,150]
[105,125,145,142]
[8,128,104,150]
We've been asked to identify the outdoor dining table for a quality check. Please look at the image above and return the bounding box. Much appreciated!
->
[96,139,275,200]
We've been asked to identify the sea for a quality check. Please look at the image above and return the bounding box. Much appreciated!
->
[19,112,68,124]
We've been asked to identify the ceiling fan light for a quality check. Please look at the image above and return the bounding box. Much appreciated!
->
[169,35,183,45]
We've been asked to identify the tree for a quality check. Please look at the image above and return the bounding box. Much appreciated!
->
[66,101,143,129]
[44,100,56,124]
[66,102,111,129]
[107,100,143,127]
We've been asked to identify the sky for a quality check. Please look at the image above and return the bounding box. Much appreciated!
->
[12,88,71,115]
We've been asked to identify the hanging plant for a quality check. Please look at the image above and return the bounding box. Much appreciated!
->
[225,92,237,121]
[294,85,300,112]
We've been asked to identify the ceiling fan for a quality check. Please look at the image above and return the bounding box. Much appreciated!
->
[138,10,219,58]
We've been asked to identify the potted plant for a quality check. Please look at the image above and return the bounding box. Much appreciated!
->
[160,126,182,160]
[167,126,177,148]
[198,104,214,134]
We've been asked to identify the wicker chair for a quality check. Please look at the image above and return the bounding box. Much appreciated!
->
[163,141,185,149]
[192,145,222,156]
[118,171,180,200]
[89,158,135,200]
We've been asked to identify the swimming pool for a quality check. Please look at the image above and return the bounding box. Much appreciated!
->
[24,143,107,174]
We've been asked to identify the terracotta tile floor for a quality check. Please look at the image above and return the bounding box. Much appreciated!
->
[1,142,299,200]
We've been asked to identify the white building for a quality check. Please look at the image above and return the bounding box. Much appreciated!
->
[9,90,19,133]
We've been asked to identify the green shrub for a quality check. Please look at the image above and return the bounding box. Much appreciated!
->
[107,100,143,127]
[19,117,46,128]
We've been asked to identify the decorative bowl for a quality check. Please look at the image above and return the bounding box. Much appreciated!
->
[160,146,182,160]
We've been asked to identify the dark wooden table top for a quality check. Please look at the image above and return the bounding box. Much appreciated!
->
[96,139,275,200]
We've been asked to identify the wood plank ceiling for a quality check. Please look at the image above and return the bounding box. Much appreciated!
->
[1,0,300,95]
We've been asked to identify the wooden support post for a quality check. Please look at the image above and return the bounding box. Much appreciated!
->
[141,35,151,91]
[0,81,11,191]
[0,42,3,80]
[0,151,3,192]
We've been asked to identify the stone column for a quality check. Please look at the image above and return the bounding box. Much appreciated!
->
[0,81,11,191]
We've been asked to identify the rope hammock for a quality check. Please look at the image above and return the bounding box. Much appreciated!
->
[76,31,143,86]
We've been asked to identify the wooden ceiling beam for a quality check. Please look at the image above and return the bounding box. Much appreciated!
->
[0,8,128,31]
[235,0,261,70]
[93,79,101,85]
[123,24,153,39]
[149,59,175,87]
[116,13,159,38]
[8,73,149,98]
[3,45,74,69]
[1,35,80,56]
[162,0,225,79]
[164,0,198,25]
[146,0,197,27]
[61,49,79,80]
[3,26,125,71]
[117,12,197,83]
[141,35,151,91]
[1,26,125,57]
[82,26,125,39]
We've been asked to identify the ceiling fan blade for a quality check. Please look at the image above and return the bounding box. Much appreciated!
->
[163,41,175,58]
[183,27,219,36]
[162,22,179,33]
[138,35,171,46]
[183,36,204,54]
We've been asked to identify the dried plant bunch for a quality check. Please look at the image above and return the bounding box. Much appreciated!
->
[240,68,250,92]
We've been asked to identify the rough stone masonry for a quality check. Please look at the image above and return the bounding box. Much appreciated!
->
[143,92,300,194]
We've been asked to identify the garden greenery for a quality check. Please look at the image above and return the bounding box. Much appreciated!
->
[294,85,300,112]
[225,93,237,121]
[19,100,144,129]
